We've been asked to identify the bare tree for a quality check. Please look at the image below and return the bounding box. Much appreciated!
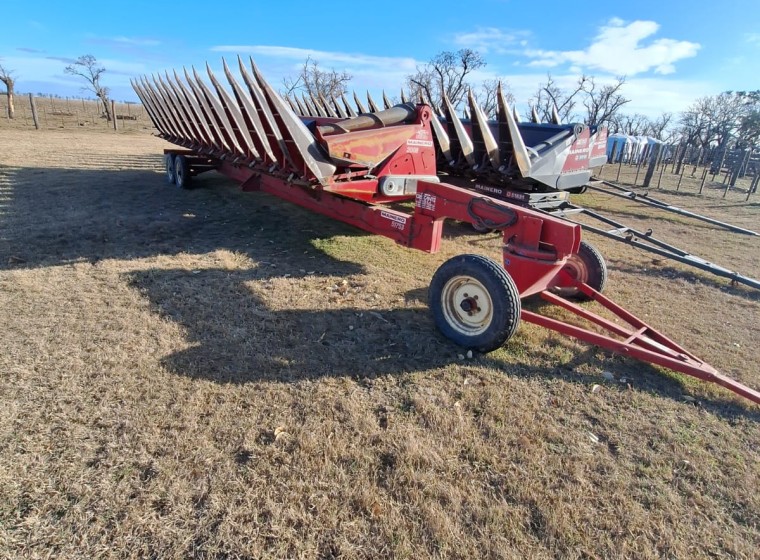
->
[610,113,650,135]
[678,100,714,148]
[583,76,629,126]
[474,78,515,119]
[282,57,352,101]
[646,112,674,140]
[530,74,588,123]
[406,49,486,112]
[0,63,15,119]
[64,55,112,121]
[530,74,629,126]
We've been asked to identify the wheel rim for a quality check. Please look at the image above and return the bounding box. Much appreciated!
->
[165,157,174,182]
[440,275,494,336]
[176,161,184,185]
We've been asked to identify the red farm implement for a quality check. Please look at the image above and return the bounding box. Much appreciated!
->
[131,58,760,406]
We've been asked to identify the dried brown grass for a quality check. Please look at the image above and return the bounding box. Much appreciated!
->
[0,127,758,559]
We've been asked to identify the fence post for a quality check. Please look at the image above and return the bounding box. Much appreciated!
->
[656,152,666,188]
[676,162,686,191]
[748,173,760,201]
[112,100,117,130]
[699,168,708,194]
[642,144,662,188]
[29,93,39,129]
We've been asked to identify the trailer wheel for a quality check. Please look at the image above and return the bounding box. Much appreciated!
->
[429,254,521,352]
[550,241,607,301]
[173,155,192,189]
[164,154,175,184]
[567,186,587,194]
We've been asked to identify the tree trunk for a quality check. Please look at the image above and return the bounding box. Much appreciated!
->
[1,78,14,119]
[99,93,112,121]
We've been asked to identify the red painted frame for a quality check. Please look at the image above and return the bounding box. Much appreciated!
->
[166,150,760,406]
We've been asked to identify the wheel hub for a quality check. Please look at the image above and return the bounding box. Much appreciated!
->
[441,276,493,336]
[459,294,481,315]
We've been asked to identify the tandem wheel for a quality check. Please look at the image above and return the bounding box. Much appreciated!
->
[549,241,608,301]
[173,155,193,189]
[429,254,521,353]
[164,154,175,184]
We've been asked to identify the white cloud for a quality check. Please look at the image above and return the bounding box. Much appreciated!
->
[524,19,700,75]
[747,33,760,46]
[452,27,527,54]
[209,45,424,93]
[110,36,161,47]
[210,45,419,73]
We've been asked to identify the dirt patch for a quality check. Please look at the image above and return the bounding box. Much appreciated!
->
[1,128,758,559]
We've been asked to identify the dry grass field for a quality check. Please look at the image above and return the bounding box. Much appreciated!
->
[0,123,759,559]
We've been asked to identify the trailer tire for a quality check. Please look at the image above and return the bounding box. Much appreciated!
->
[567,186,587,194]
[550,241,607,301]
[165,154,176,184]
[174,155,192,190]
[429,254,521,352]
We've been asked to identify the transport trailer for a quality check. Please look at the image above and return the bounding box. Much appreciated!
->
[132,57,760,405]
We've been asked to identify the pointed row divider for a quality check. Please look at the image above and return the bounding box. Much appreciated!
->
[319,94,337,118]
[154,75,194,142]
[467,89,500,168]
[144,75,187,142]
[223,59,275,163]
[191,66,247,157]
[206,64,260,161]
[131,79,173,140]
[165,72,212,150]
[248,59,336,181]
[498,83,533,177]
[172,70,218,150]
[366,92,380,113]
[294,96,308,118]
[301,94,316,117]
[332,98,346,119]
[551,104,561,125]
[238,58,293,170]
[183,68,229,153]
[441,91,475,166]
[353,92,367,114]
[341,94,357,117]
[382,91,392,110]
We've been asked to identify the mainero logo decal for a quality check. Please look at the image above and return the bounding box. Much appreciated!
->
[380,211,407,224]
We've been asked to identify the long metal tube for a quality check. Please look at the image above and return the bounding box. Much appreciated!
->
[551,205,760,290]
[317,103,417,135]
[590,180,759,236]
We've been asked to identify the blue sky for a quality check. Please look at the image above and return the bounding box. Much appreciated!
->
[1,0,758,118]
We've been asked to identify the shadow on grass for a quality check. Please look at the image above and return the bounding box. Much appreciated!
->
[519,299,760,420]
[0,161,368,273]
[3,161,757,417]
[125,264,759,420]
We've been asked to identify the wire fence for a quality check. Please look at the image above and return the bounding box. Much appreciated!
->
[0,93,153,132]
[598,139,759,201]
